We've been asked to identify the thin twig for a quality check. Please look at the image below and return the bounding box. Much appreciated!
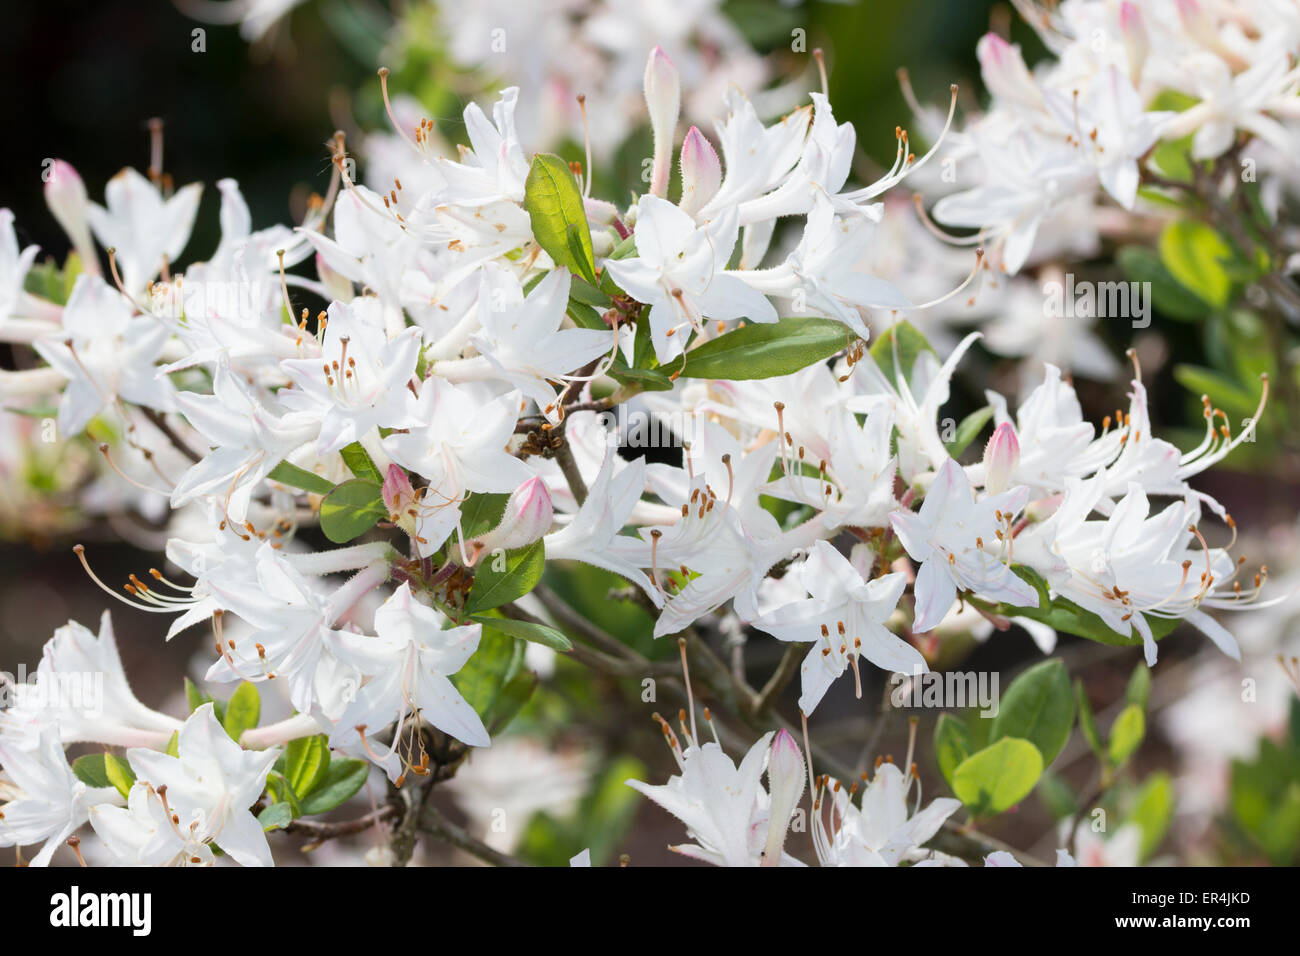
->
[421,803,530,867]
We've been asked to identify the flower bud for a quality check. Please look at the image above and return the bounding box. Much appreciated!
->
[975,33,1040,109]
[475,476,554,556]
[982,421,1020,494]
[679,126,722,218]
[43,159,98,275]
[643,46,680,198]
[383,464,416,519]
[761,728,806,867]
[1119,2,1148,81]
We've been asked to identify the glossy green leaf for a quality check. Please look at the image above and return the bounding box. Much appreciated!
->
[104,754,136,800]
[72,753,116,790]
[1108,703,1146,767]
[951,737,1044,816]
[268,461,336,496]
[868,320,936,390]
[934,712,973,788]
[524,153,598,284]
[1076,679,1104,760]
[319,479,386,543]
[1116,245,1209,321]
[223,682,261,743]
[677,317,851,380]
[466,540,546,614]
[340,442,383,485]
[944,405,993,457]
[470,614,573,651]
[1159,220,1233,308]
[1126,772,1173,861]
[283,735,331,798]
[298,759,370,816]
[990,658,1075,767]
[258,802,294,832]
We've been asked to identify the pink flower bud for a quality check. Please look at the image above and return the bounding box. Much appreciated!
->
[975,33,1040,108]
[679,126,721,217]
[1119,2,1148,79]
[643,47,680,198]
[477,476,554,556]
[983,421,1020,494]
[761,729,806,867]
[382,463,415,518]
[43,159,98,275]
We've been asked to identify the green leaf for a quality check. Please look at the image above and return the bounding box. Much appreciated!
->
[340,442,383,485]
[1126,772,1173,861]
[452,627,524,717]
[268,461,336,496]
[1037,770,1078,821]
[486,670,538,735]
[165,730,180,758]
[223,682,261,743]
[1125,663,1152,712]
[951,737,1044,816]
[258,802,294,832]
[1116,245,1209,321]
[299,759,370,815]
[1076,679,1104,760]
[944,405,993,457]
[990,659,1075,767]
[319,479,387,544]
[677,317,852,381]
[1107,703,1146,767]
[104,754,136,799]
[283,735,331,798]
[934,713,973,788]
[459,492,509,540]
[72,753,115,790]
[471,614,573,651]
[466,540,546,614]
[184,677,211,714]
[264,771,302,818]
[569,276,612,311]
[1159,220,1233,309]
[524,154,598,285]
[868,320,936,390]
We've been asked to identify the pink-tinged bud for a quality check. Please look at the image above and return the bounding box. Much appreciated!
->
[43,159,98,275]
[1119,3,1148,81]
[643,46,680,198]
[382,463,415,517]
[477,476,554,556]
[679,126,722,218]
[975,33,1040,108]
[983,421,1020,494]
[761,729,806,867]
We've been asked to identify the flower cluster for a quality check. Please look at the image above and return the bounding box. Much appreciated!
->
[0,0,1295,868]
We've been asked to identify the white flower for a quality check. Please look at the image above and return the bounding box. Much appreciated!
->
[605,196,777,364]
[751,541,920,714]
[93,703,278,867]
[890,457,1039,632]
[33,274,175,435]
[279,299,423,453]
[812,762,961,867]
[0,727,94,866]
[627,729,806,867]
[329,582,490,752]
[86,167,202,297]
